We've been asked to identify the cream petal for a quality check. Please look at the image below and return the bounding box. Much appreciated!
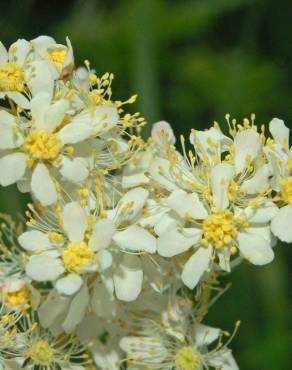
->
[242,164,271,194]
[117,187,149,220]
[0,111,23,149]
[55,274,83,296]
[234,129,260,173]
[149,158,178,192]
[114,255,143,302]
[0,152,27,186]
[62,284,89,333]
[91,105,119,134]
[31,35,56,56]
[165,189,208,219]
[151,120,176,145]
[44,99,70,133]
[181,246,212,289]
[26,61,57,97]
[193,321,220,346]
[89,219,115,250]
[62,202,88,243]
[91,341,121,370]
[26,255,65,281]
[98,250,113,271]
[31,163,57,206]
[18,230,52,251]
[113,225,156,254]
[211,163,234,210]
[60,156,89,183]
[91,281,116,320]
[0,41,8,64]
[244,201,278,223]
[30,92,52,130]
[58,120,93,144]
[269,118,290,148]
[238,231,274,265]
[8,39,31,66]
[208,350,239,370]
[157,228,202,257]
[271,205,292,243]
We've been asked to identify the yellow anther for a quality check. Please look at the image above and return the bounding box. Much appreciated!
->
[25,130,61,161]
[62,242,93,273]
[0,62,25,92]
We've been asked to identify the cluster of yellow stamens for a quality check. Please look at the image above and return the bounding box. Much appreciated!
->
[28,339,54,364]
[62,242,94,273]
[25,130,61,161]
[0,61,25,92]
[47,49,67,71]
[174,346,202,370]
[202,209,237,249]
[3,286,30,309]
[280,177,292,204]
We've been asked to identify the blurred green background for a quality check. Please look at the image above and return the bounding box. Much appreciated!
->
[1,0,291,368]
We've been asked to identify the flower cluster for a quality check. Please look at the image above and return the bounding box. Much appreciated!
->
[0,36,290,370]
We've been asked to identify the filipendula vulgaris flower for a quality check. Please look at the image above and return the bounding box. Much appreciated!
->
[0,215,40,311]
[18,187,157,332]
[147,116,277,289]
[120,293,240,370]
[7,311,91,370]
[264,118,292,242]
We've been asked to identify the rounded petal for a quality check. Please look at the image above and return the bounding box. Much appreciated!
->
[151,120,176,145]
[0,152,27,186]
[238,231,274,265]
[181,246,212,289]
[44,99,69,133]
[0,111,23,149]
[113,225,156,254]
[31,163,57,206]
[18,230,52,251]
[26,255,65,281]
[59,157,89,183]
[193,322,220,346]
[0,41,8,64]
[211,163,234,210]
[30,92,51,130]
[242,165,271,194]
[117,187,149,220]
[165,189,208,219]
[234,129,260,173]
[58,119,93,144]
[113,255,143,302]
[89,219,115,250]
[269,118,289,148]
[55,273,83,296]
[271,205,292,243]
[62,202,88,243]
[244,201,278,223]
[9,38,31,66]
[158,228,202,257]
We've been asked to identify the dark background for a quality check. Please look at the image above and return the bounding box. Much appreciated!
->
[0,1,291,368]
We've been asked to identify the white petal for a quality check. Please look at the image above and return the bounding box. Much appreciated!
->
[181,247,212,289]
[89,219,115,250]
[62,202,88,243]
[91,105,119,134]
[30,92,51,130]
[151,120,176,145]
[269,118,290,148]
[91,281,116,320]
[44,99,69,133]
[271,205,292,243]
[62,284,89,333]
[31,163,57,206]
[31,35,56,55]
[238,231,274,265]
[5,92,30,109]
[0,41,8,64]
[38,290,70,329]
[26,61,58,97]
[234,129,260,173]
[154,213,177,236]
[0,153,27,186]
[56,274,83,296]
[117,187,149,220]
[26,255,64,281]
[165,189,208,219]
[98,250,113,270]
[242,164,271,194]
[9,39,31,66]
[158,227,202,257]
[149,158,178,192]
[0,111,23,149]
[60,157,89,183]
[211,163,234,210]
[58,119,93,144]
[18,230,52,251]
[208,350,239,370]
[113,255,143,301]
[193,322,220,346]
[244,201,278,223]
[113,225,156,253]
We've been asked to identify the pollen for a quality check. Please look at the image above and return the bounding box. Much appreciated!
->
[174,346,201,370]
[0,61,25,92]
[280,177,292,204]
[62,242,93,273]
[25,130,61,161]
[202,209,237,249]
[4,286,30,309]
[47,48,67,71]
[29,339,53,365]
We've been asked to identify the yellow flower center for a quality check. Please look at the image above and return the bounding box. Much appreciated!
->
[202,209,237,249]
[280,177,292,204]
[4,286,30,309]
[175,346,201,370]
[62,242,94,273]
[29,340,53,365]
[25,130,61,161]
[47,49,67,71]
[0,61,25,92]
